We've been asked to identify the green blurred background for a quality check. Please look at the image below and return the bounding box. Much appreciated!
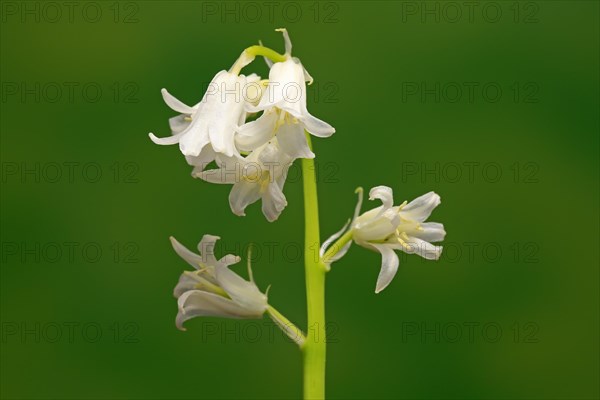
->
[1,1,598,399]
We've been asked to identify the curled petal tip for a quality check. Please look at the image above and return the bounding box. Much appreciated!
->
[149,132,181,146]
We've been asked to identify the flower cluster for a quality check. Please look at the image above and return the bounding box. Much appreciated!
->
[170,234,305,346]
[149,29,335,222]
[170,235,268,330]
[151,29,448,349]
[321,186,446,293]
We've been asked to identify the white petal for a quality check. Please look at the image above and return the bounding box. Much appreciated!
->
[201,71,246,157]
[277,122,315,159]
[178,117,210,157]
[194,169,232,184]
[404,237,443,260]
[148,130,185,145]
[219,254,241,267]
[299,113,335,137]
[169,236,203,270]
[197,234,220,266]
[173,272,202,298]
[254,59,304,115]
[299,60,314,85]
[369,186,394,210]
[209,122,238,158]
[176,290,260,331]
[320,219,350,258]
[371,244,400,294]
[401,192,441,222]
[229,181,262,216]
[257,139,290,165]
[194,155,240,184]
[414,222,446,243]
[246,73,261,83]
[235,110,278,152]
[261,181,288,222]
[353,206,397,241]
[186,145,216,170]
[214,266,267,313]
[161,88,196,114]
[169,115,191,135]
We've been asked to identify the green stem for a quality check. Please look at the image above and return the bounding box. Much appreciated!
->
[244,45,287,63]
[302,133,327,400]
[230,45,287,75]
[266,305,306,347]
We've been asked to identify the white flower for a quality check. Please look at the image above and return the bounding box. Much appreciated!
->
[193,138,293,222]
[170,235,268,331]
[321,186,446,293]
[236,29,335,159]
[149,71,261,159]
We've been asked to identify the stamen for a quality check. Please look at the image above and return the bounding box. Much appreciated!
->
[396,231,413,251]
[397,201,408,212]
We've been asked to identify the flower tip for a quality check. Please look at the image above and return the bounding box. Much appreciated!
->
[374,283,388,294]
[354,187,364,194]
[434,246,443,260]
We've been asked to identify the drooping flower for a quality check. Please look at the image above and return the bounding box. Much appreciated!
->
[321,186,446,293]
[170,235,268,331]
[236,29,335,159]
[149,70,261,159]
[193,138,293,222]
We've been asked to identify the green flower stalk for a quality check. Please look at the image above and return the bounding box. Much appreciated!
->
[301,133,328,398]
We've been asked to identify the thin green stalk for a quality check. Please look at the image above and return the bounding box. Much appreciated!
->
[267,305,306,347]
[244,45,287,62]
[230,45,287,74]
[302,133,327,400]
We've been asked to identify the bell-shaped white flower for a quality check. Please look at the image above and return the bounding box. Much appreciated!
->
[170,235,268,331]
[237,29,334,159]
[193,138,293,222]
[149,71,261,159]
[321,186,446,293]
